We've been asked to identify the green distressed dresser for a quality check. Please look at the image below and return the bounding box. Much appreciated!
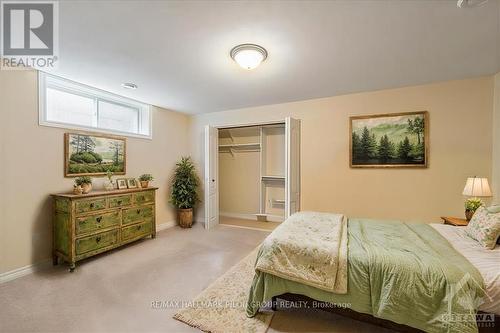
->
[51,187,158,271]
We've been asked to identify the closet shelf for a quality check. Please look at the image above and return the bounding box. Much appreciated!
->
[262,175,285,181]
[218,143,260,149]
[219,143,261,156]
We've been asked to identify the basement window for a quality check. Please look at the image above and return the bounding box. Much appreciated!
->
[38,72,152,139]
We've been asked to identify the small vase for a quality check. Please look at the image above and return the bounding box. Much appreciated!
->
[140,181,149,188]
[465,210,474,221]
[104,180,114,191]
[81,183,92,194]
[73,185,83,195]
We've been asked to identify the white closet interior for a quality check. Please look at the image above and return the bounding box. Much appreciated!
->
[218,123,286,222]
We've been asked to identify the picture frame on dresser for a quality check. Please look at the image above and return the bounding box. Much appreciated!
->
[127,178,138,189]
[116,179,128,189]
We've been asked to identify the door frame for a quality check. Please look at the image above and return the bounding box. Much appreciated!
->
[204,118,299,228]
[215,119,285,130]
[204,126,219,229]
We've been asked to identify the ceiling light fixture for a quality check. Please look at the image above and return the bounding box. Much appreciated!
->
[121,82,138,90]
[230,44,268,70]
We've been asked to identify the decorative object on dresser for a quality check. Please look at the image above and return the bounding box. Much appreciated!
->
[350,111,428,168]
[116,178,128,189]
[126,178,138,189]
[462,177,492,221]
[139,174,154,188]
[51,187,158,272]
[75,176,93,194]
[65,132,126,177]
[441,216,469,226]
[103,170,115,190]
[73,185,83,195]
[170,157,200,228]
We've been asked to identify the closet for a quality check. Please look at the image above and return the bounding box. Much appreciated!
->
[204,118,300,229]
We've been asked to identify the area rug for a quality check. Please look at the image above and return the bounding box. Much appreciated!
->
[173,247,273,333]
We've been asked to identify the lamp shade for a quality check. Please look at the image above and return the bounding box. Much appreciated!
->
[462,177,492,197]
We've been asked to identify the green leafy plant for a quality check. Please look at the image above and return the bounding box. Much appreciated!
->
[75,176,92,186]
[106,170,114,182]
[465,198,483,213]
[170,157,200,209]
[139,174,154,182]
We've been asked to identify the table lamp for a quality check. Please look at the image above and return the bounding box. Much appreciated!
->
[462,177,492,220]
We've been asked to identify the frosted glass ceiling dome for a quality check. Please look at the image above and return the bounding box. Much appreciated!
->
[230,44,268,70]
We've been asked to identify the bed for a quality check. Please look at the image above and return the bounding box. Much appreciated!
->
[246,213,499,333]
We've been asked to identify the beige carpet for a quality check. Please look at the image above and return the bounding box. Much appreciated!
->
[0,223,393,332]
[174,247,273,333]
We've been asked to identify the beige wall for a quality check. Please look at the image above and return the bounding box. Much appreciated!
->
[0,70,190,274]
[218,126,286,218]
[219,151,261,215]
[493,72,500,204]
[190,77,494,223]
[218,127,261,215]
[1,72,496,275]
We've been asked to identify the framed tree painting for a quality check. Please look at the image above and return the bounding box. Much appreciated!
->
[350,111,428,168]
[65,132,126,177]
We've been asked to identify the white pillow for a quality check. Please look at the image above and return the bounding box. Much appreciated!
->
[487,205,500,214]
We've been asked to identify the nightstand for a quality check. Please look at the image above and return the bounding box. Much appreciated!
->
[440,216,469,226]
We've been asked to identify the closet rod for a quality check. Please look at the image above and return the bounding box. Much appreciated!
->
[217,121,285,130]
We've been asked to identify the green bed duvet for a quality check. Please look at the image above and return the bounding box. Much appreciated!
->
[246,219,485,333]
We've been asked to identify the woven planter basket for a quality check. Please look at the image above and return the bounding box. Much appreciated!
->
[178,208,193,228]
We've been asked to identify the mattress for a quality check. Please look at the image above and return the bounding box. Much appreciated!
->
[431,223,500,315]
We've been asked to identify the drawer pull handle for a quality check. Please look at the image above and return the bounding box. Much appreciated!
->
[96,217,102,223]
[137,209,141,214]
[96,236,101,243]
[90,203,95,208]
[117,200,122,205]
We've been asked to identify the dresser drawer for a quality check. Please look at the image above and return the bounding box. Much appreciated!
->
[134,191,155,204]
[76,211,120,235]
[123,205,153,225]
[76,229,118,255]
[75,198,106,214]
[122,220,152,242]
[109,195,132,208]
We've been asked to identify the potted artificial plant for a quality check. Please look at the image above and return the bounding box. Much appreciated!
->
[465,198,483,221]
[170,157,200,228]
[139,174,154,188]
[75,176,93,194]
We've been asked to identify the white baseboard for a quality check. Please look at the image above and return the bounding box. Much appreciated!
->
[0,259,52,284]
[156,220,176,231]
[220,211,284,223]
[0,221,177,284]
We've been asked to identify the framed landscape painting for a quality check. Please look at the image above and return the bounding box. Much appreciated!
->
[65,133,126,177]
[350,111,428,168]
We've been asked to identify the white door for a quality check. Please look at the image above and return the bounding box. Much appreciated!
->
[204,125,219,229]
[285,117,301,217]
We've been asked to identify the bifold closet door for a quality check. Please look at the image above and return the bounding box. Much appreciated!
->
[204,125,219,229]
[285,117,300,217]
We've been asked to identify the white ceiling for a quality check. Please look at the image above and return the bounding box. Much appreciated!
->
[49,0,500,114]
